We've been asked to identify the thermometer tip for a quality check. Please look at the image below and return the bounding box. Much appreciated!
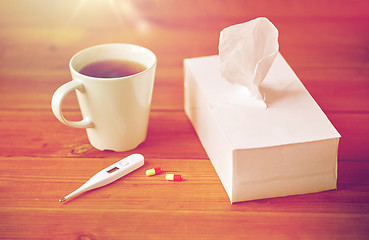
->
[59,198,66,203]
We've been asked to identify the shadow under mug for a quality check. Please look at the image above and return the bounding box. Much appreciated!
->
[51,43,157,152]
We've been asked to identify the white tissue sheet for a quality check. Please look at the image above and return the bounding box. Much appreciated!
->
[219,17,279,107]
[184,53,340,203]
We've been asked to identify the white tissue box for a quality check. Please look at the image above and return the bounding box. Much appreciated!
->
[184,53,340,203]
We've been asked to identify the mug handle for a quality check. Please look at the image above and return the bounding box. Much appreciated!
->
[51,80,94,128]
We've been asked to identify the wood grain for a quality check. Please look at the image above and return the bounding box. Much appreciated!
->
[0,0,368,239]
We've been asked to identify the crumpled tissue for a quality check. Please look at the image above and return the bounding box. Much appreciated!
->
[219,17,279,108]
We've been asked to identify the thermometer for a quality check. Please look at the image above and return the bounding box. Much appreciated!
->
[59,153,144,203]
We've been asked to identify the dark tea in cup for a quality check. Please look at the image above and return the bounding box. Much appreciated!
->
[79,59,146,78]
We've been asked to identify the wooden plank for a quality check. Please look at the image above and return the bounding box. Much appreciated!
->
[1,208,368,240]
[328,113,369,161]
[1,19,368,69]
[0,157,368,212]
[0,110,367,161]
[1,19,369,113]
[1,0,368,29]
[303,79,369,113]
[0,159,368,239]
[0,110,208,159]
[0,73,185,111]
[1,63,369,113]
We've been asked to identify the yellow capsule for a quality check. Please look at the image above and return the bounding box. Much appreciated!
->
[165,174,183,181]
[146,167,162,176]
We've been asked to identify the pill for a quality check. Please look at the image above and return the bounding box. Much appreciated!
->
[146,167,162,176]
[165,174,183,181]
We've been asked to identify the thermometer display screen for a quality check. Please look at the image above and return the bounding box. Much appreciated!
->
[107,167,119,174]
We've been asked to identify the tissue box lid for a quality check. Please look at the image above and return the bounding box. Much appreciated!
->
[184,53,340,149]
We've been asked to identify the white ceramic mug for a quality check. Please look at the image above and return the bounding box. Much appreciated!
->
[51,43,157,151]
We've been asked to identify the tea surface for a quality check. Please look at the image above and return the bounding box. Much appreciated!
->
[79,59,146,78]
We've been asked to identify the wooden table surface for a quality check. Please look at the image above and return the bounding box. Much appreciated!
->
[1,0,369,239]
